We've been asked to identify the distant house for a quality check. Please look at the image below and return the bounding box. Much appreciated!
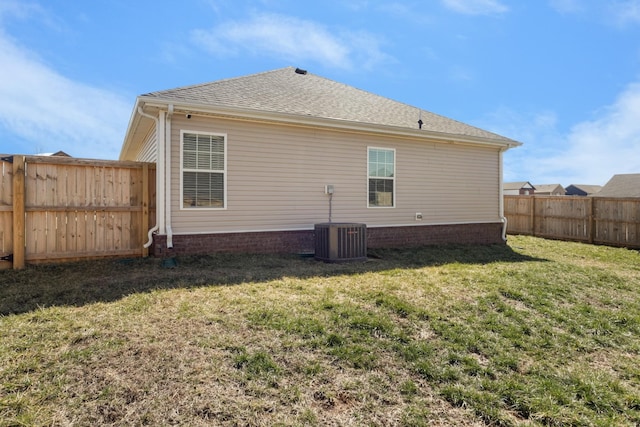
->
[534,184,565,196]
[565,184,602,196]
[52,151,72,157]
[504,182,535,196]
[593,174,640,198]
[119,67,521,256]
[35,150,72,157]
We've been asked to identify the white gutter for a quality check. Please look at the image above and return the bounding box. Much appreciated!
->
[165,104,174,248]
[140,98,522,150]
[137,106,160,248]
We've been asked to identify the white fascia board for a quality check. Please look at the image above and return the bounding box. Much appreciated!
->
[120,97,162,160]
[138,97,522,151]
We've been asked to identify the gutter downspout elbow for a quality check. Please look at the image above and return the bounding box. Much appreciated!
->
[143,225,159,248]
[137,106,156,122]
[501,216,508,242]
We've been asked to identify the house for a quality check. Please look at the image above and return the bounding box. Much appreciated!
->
[565,184,602,196]
[35,150,72,157]
[503,182,535,196]
[533,184,565,196]
[119,67,521,256]
[593,174,640,198]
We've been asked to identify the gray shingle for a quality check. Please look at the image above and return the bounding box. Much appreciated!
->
[143,67,516,143]
[594,174,640,198]
[565,184,602,196]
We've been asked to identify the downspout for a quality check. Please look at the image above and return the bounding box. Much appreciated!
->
[165,104,174,248]
[499,147,508,242]
[158,111,166,236]
[137,106,160,248]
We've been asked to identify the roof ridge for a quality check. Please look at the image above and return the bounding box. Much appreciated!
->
[148,67,440,122]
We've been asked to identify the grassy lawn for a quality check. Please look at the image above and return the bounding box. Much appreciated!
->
[1,235,639,426]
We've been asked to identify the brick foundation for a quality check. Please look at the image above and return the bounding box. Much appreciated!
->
[367,222,504,248]
[151,230,315,257]
[151,222,504,257]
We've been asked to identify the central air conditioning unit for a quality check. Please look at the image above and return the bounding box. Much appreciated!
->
[314,223,367,262]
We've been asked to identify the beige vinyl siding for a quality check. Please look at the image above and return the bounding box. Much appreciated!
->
[168,115,500,234]
[135,126,158,163]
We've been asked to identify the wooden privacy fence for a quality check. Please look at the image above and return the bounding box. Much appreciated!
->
[0,155,156,269]
[504,195,640,248]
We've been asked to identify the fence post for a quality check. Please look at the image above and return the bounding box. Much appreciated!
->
[530,196,536,236]
[141,163,149,257]
[12,156,25,269]
[588,196,595,244]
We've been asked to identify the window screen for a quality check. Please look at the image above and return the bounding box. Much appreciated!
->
[182,132,226,208]
[368,147,395,207]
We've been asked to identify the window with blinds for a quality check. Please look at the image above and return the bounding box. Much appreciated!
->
[181,131,226,209]
[368,147,395,208]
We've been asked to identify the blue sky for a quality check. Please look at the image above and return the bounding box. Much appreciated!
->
[1,0,639,186]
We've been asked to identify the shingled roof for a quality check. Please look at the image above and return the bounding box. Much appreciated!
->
[504,181,535,191]
[594,174,640,198]
[141,67,517,144]
[565,184,602,196]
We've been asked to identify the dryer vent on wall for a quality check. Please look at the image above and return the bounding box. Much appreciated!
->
[314,223,367,262]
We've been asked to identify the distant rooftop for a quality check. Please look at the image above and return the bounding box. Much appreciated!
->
[565,184,602,196]
[504,182,535,190]
[534,184,565,195]
[34,151,72,157]
[594,174,640,198]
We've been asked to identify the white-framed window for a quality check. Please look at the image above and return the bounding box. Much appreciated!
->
[181,130,227,209]
[368,147,395,208]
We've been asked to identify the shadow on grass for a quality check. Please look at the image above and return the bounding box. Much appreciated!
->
[0,243,546,316]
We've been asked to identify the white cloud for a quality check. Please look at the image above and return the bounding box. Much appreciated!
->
[0,0,40,21]
[377,2,436,25]
[548,0,640,27]
[491,82,640,185]
[0,9,130,159]
[558,82,640,182]
[609,0,640,27]
[191,13,390,70]
[548,0,585,14]
[0,0,64,32]
[441,0,508,15]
